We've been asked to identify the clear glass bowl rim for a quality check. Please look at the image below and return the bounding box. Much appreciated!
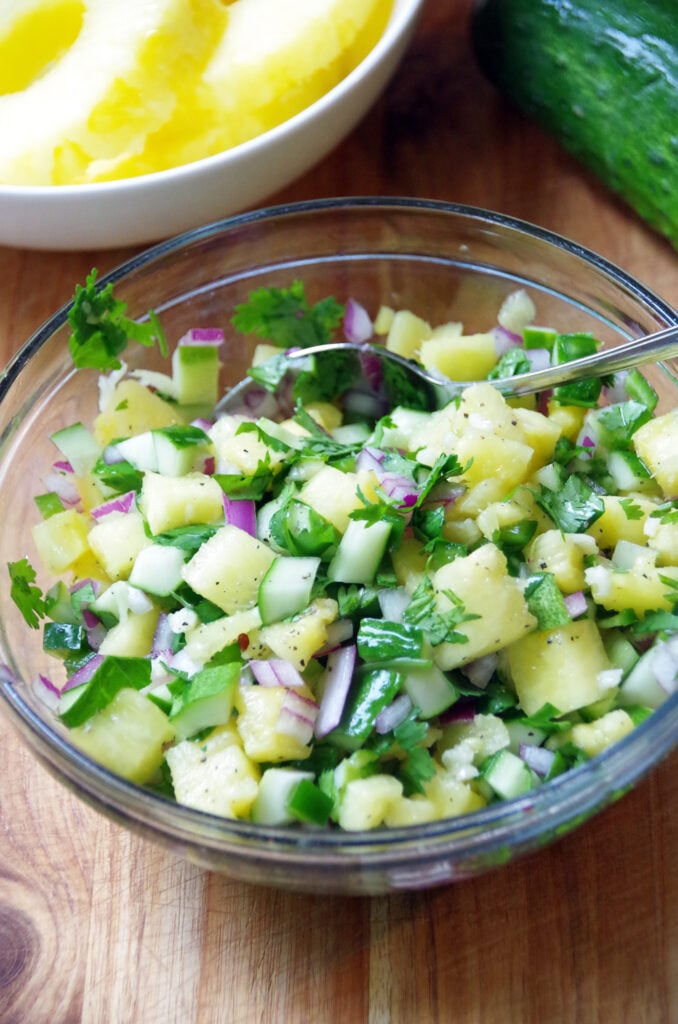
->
[1,196,677,873]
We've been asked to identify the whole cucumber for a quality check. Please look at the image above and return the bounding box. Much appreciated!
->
[472,0,678,249]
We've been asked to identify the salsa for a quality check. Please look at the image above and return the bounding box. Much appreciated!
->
[9,277,678,830]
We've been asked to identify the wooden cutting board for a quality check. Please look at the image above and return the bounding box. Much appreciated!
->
[0,2,676,1021]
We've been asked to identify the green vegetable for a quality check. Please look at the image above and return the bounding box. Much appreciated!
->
[8,558,46,629]
[58,656,152,728]
[68,269,168,371]
[231,280,344,349]
[472,0,678,249]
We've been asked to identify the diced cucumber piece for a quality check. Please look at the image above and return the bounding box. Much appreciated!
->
[116,431,158,472]
[504,719,548,755]
[169,665,238,741]
[401,663,459,718]
[523,325,557,351]
[153,432,200,477]
[606,450,654,493]
[58,655,152,727]
[619,644,675,710]
[90,580,152,625]
[50,422,102,476]
[147,682,174,715]
[129,544,187,597]
[480,748,534,800]
[327,519,392,584]
[603,632,639,678]
[172,342,220,408]
[251,767,314,825]
[258,555,320,624]
[331,423,371,445]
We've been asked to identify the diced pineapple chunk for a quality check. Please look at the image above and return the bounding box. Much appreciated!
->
[527,530,597,594]
[165,724,260,819]
[259,597,338,670]
[546,401,587,443]
[633,409,678,497]
[383,793,439,827]
[304,401,342,431]
[425,772,487,819]
[183,607,263,665]
[585,561,678,616]
[297,466,364,533]
[235,685,313,762]
[391,536,428,591]
[506,619,612,716]
[33,508,91,574]
[182,524,275,614]
[511,406,561,471]
[586,494,653,550]
[384,309,431,358]
[644,518,678,566]
[94,379,182,445]
[140,470,224,535]
[70,688,175,785]
[97,605,160,657]
[87,509,151,580]
[337,774,403,831]
[209,414,286,475]
[566,709,635,758]
[419,329,497,381]
[431,544,537,670]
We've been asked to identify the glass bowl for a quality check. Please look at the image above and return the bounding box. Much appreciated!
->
[1,197,677,895]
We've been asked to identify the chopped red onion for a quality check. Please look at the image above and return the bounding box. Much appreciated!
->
[439,699,476,725]
[276,689,319,745]
[564,591,588,619]
[223,495,257,536]
[519,743,556,777]
[492,325,520,356]
[43,471,80,507]
[343,298,373,345]
[91,490,136,519]
[460,652,497,690]
[203,455,216,475]
[250,658,306,688]
[179,327,224,346]
[102,444,125,465]
[603,370,630,406]
[53,460,74,473]
[375,694,413,734]
[63,654,104,692]
[191,417,214,432]
[358,347,384,391]
[379,473,418,507]
[152,613,175,657]
[315,644,356,738]
[355,446,386,474]
[524,347,551,372]
[39,673,62,697]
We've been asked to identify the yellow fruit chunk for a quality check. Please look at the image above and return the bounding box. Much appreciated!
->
[259,597,338,670]
[384,309,432,358]
[633,409,678,498]
[183,607,263,665]
[98,606,160,658]
[166,724,260,818]
[139,470,224,535]
[506,619,612,717]
[338,774,403,831]
[182,524,275,614]
[70,688,175,785]
[419,329,497,381]
[297,466,365,534]
[0,0,228,184]
[567,709,635,759]
[235,685,313,763]
[586,494,654,550]
[94,379,182,446]
[0,0,84,96]
[32,508,90,574]
[585,561,678,617]
[87,509,151,580]
[431,544,537,671]
[526,530,597,594]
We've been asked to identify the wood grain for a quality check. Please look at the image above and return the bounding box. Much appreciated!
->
[0,2,676,1022]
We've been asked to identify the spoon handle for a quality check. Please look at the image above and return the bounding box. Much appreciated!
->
[466,323,678,401]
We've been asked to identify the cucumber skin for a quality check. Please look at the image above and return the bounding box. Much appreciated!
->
[472,0,678,249]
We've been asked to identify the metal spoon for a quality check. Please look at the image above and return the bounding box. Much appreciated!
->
[215,322,678,415]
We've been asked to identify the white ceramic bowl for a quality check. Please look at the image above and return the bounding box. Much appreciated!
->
[0,0,423,252]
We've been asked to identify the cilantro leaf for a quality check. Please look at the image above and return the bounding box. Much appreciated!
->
[231,281,344,349]
[391,711,436,795]
[487,347,531,380]
[619,497,644,521]
[9,558,46,629]
[534,474,604,533]
[68,269,168,371]
[403,574,479,646]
